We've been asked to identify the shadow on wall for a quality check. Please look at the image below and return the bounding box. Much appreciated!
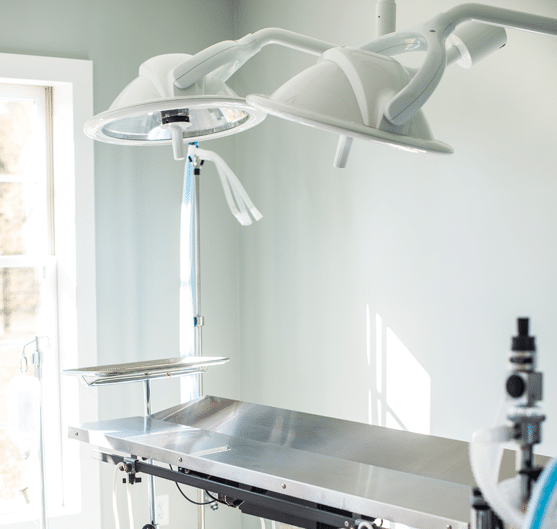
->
[367,305,431,434]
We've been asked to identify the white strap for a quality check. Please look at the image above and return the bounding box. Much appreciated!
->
[187,145,262,226]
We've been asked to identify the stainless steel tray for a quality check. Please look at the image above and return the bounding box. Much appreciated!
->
[62,356,228,386]
[69,395,527,529]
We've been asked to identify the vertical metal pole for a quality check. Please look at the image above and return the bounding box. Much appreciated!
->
[144,379,158,528]
[180,146,203,400]
[181,146,205,529]
[193,169,203,397]
[32,337,48,529]
[375,0,396,37]
[192,160,205,529]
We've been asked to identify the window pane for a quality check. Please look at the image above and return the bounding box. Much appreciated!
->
[0,182,25,256]
[0,264,41,503]
[0,100,34,177]
[0,345,31,504]
[0,91,48,257]
[0,267,41,341]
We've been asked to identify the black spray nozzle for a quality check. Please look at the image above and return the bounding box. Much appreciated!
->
[512,317,536,352]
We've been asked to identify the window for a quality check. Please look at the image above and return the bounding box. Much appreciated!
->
[0,82,58,515]
[0,53,99,529]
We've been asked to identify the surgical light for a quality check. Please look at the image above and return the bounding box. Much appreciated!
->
[84,3,557,166]
[84,53,266,159]
[84,30,334,160]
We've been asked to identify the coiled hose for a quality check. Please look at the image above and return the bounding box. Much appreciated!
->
[525,457,557,529]
[471,425,557,529]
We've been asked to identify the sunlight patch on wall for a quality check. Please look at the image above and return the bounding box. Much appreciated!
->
[385,327,430,434]
[367,306,431,435]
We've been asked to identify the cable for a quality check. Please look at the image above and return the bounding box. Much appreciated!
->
[175,481,216,506]
[169,465,217,506]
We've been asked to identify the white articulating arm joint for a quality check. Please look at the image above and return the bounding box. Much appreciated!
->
[380,3,557,126]
[173,29,337,89]
[187,145,262,226]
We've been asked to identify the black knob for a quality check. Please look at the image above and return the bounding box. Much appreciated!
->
[506,374,526,398]
[512,317,535,352]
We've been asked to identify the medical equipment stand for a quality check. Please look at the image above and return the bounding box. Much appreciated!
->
[505,318,545,506]
[63,148,226,529]
[143,379,156,528]
[63,356,229,529]
[191,150,207,529]
[20,337,49,529]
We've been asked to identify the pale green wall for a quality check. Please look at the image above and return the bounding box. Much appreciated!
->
[4,1,557,528]
[232,0,557,452]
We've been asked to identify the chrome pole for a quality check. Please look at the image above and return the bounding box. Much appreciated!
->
[193,167,203,398]
[192,155,205,529]
[182,146,205,529]
[144,379,158,528]
[32,338,48,529]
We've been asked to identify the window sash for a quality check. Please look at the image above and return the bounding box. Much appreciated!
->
[0,52,98,529]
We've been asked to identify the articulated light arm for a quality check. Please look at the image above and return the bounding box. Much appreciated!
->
[84,2,557,166]
[382,3,557,126]
[173,28,337,90]
[447,3,557,34]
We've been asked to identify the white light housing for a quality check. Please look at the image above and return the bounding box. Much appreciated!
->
[84,54,266,153]
[84,5,557,164]
[247,47,453,155]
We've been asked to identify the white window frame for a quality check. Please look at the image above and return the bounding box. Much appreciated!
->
[0,53,100,529]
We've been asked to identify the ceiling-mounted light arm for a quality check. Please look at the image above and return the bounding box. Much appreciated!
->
[446,3,557,35]
[376,0,396,37]
[384,3,557,126]
[382,12,456,126]
[360,32,428,56]
[173,29,338,90]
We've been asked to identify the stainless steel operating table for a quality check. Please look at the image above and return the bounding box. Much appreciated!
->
[69,395,527,529]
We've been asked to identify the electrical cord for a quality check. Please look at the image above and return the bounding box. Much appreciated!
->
[169,465,221,506]
[175,481,216,506]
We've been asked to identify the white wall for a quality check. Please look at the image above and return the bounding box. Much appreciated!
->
[232,0,557,454]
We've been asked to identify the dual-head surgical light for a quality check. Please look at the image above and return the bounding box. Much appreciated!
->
[84,3,557,167]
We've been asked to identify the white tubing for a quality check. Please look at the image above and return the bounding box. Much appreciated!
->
[525,458,557,529]
[187,145,262,225]
[228,172,251,225]
[213,160,251,225]
[113,462,134,529]
[113,463,121,529]
[208,149,263,221]
[126,475,134,529]
[470,426,525,529]
[214,160,248,224]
